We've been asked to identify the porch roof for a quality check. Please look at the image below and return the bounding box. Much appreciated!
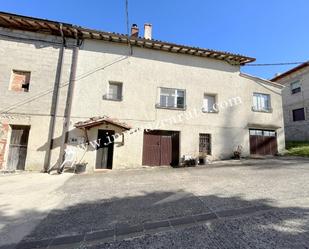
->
[74,116,131,130]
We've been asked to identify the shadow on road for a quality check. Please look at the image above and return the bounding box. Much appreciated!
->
[0,188,308,248]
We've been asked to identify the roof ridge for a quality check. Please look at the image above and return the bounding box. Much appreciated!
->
[0,11,255,65]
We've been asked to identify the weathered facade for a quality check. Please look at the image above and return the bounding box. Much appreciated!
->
[0,12,285,172]
[272,63,309,141]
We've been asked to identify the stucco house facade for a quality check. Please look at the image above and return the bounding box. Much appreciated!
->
[271,62,309,141]
[0,12,285,172]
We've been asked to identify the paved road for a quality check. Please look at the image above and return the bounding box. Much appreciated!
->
[1,157,309,248]
[0,172,72,247]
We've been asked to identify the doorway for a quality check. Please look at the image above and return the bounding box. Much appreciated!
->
[249,129,278,155]
[95,130,114,169]
[142,130,180,166]
[7,125,30,170]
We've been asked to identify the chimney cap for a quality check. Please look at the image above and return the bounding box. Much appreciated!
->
[144,23,152,40]
[131,24,139,37]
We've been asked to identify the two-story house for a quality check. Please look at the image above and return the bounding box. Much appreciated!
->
[0,12,285,172]
[271,62,309,141]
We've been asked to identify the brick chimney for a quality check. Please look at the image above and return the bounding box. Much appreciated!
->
[131,24,139,37]
[144,23,152,40]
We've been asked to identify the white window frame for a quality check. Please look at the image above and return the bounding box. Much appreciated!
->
[158,87,186,109]
[104,81,123,101]
[252,93,272,112]
[202,94,218,113]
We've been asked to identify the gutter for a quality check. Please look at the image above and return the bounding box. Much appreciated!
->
[45,23,66,173]
[57,38,80,173]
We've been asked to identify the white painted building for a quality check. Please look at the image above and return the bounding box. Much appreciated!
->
[0,12,285,172]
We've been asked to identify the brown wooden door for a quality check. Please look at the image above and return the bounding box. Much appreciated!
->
[160,136,172,165]
[142,134,161,166]
[142,132,176,166]
[249,130,278,156]
[96,130,114,169]
[7,125,30,170]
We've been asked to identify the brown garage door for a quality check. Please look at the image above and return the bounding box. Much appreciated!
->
[249,129,278,155]
[142,130,179,166]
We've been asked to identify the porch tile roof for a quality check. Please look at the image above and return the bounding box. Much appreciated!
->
[74,116,131,130]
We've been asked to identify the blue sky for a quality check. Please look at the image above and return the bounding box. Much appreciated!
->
[1,0,309,79]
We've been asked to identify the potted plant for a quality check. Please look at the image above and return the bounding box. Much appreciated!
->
[75,162,88,174]
[232,145,243,159]
[198,151,207,165]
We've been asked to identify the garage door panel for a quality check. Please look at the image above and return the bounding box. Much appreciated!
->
[250,136,257,154]
[142,134,161,166]
[249,130,278,156]
[270,137,278,155]
[160,136,172,166]
[142,131,179,166]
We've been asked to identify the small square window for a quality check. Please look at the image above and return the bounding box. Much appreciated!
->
[291,81,301,94]
[104,82,123,101]
[203,94,217,113]
[10,70,31,92]
[292,108,305,121]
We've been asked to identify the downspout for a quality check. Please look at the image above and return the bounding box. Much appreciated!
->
[58,38,80,173]
[45,23,66,173]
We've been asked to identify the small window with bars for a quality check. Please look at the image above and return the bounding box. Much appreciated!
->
[199,133,211,155]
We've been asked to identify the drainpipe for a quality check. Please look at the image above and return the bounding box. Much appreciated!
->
[57,38,80,173]
[45,23,66,173]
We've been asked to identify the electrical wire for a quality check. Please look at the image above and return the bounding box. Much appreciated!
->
[0,56,129,115]
[244,61,306,66]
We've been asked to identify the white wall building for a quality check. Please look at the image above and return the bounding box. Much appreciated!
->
[0,12,285,172]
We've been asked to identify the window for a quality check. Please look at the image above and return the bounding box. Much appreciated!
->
[249,129,276,137]
[249,129,263,136]
[293,108,305,121]
[158,88,185,109]
[203,94,217,112]
[252,93,271,112]
[104,82,123,101]
[10,70,31,92]
[291,81,301,94]
[199,133,211,155]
